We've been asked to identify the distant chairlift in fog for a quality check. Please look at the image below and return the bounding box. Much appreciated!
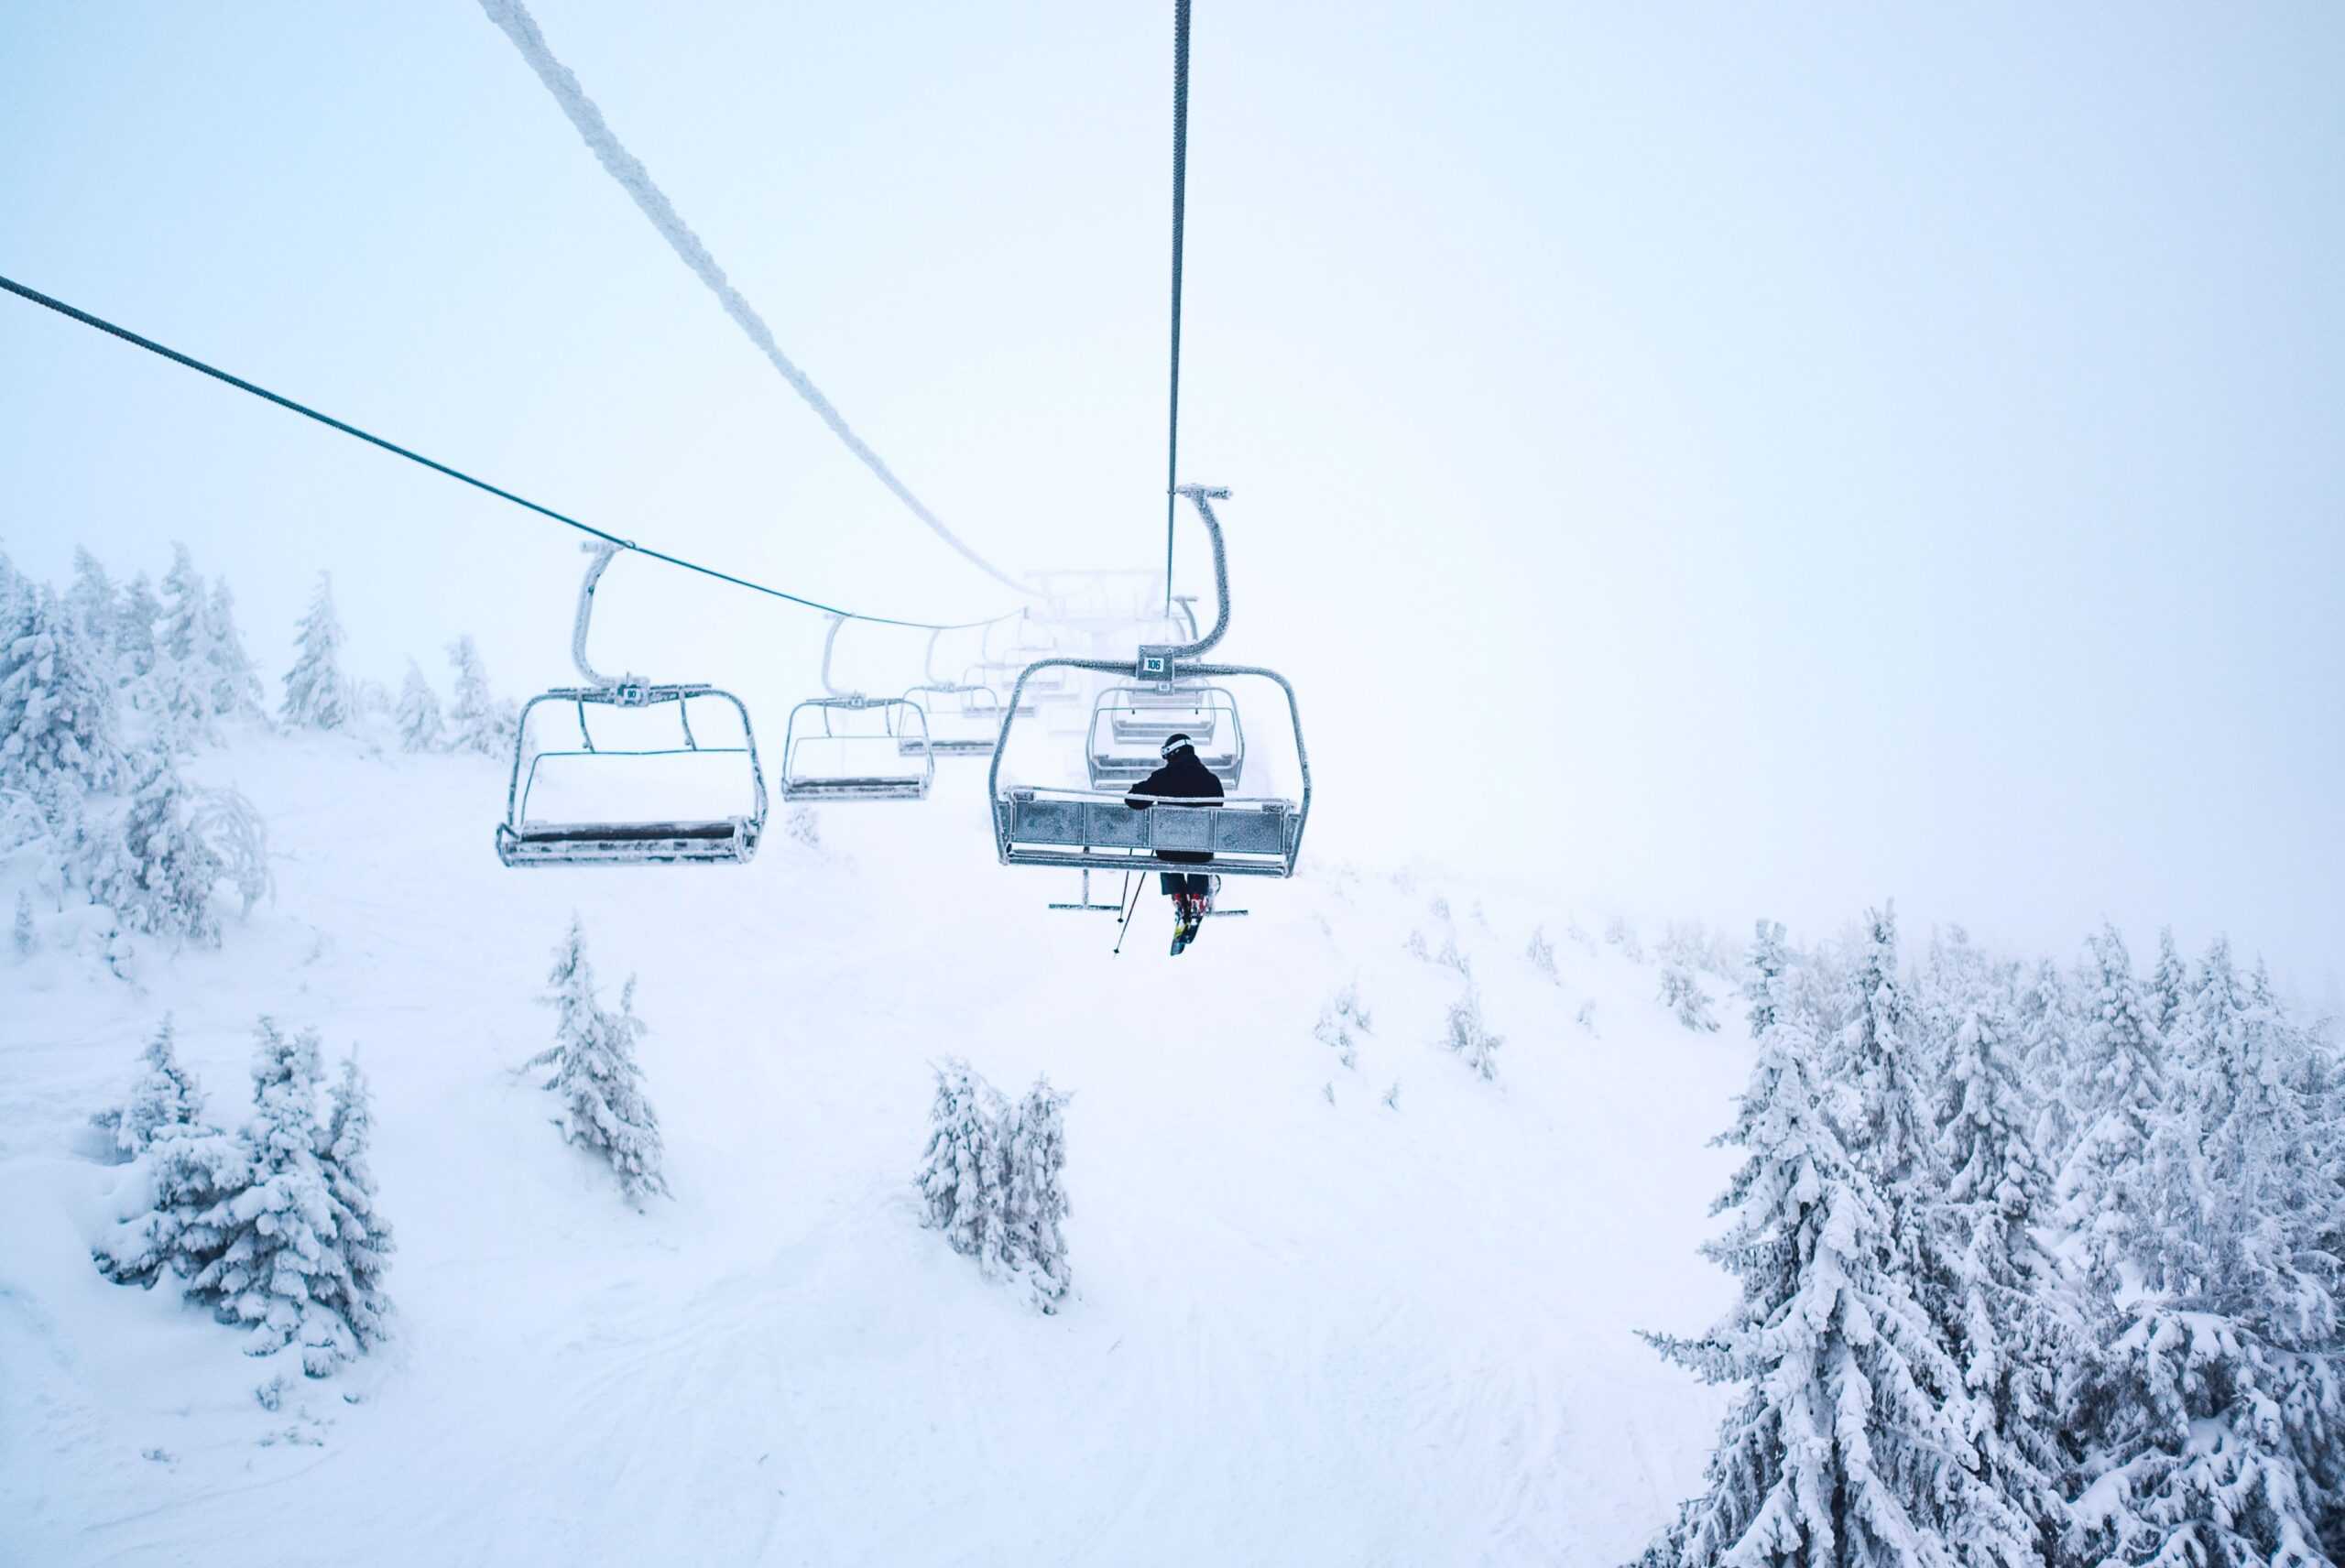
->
[990,487,1310,886]
[497,542,769,867]
[898,628,1008,758]
[780,615,934,801]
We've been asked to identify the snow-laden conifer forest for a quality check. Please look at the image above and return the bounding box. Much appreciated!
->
[3,542,2339,1564]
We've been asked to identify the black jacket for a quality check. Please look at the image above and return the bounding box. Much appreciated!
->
[1127,747,1225,864]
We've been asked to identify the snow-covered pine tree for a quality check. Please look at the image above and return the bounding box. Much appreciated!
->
[1661,963,1720,1032]
[279,572,348,731]
[2062,964,2342,1568]
[444,635,515,757]
[115,572,161,682]
[86,752,226,945]
[1933,995,2069,1559]
[528,918,669,1203]
[110,1015,208,1157]
[2149,926,2190,1044]
[157,543,206,667]
[1631,1009,2035,1568]
[1835,906,1941,1193]
[394,660,443,752]
[202,580,266,721]
[91,1120,249,1291]
[1527,923,1560,983]
[914,1058,1013,1277]
[0,583,128,795]
[2052,924,2169,1299]
[320,1055,395,1350]
[1744,919,1791,1040]
[2015,959,2077,1165]
[65,547,119,653]
[1003,1077,1072,1312]
[11,889,32,957]
[183,1018,360,1372]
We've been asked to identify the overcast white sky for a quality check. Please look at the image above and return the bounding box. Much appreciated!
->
[3,2,2338,997]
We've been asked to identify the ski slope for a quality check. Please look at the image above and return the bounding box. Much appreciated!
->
[2,728,1747,1567]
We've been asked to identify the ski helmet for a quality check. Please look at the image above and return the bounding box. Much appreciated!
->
[1160,733,1195,758]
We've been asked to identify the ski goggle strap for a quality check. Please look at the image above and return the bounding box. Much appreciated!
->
[1160,733,1194,758]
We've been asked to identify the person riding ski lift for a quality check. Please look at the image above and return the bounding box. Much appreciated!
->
[1127,730,1223,954]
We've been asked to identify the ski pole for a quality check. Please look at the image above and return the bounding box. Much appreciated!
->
[1111,872,1144,955]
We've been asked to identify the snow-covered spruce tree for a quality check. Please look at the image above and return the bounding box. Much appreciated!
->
[1631,1010,2035,1568]
[116,572,161,682]
[528,917,669,1203]
[108,1015,208,1158]
[1834,907,1942,1195]
[1003,1077,1073,1312]
[202,580,266,721]
[91,1118,249,1292]
[2061,962,2343,1568]
[85,752,225,946]
[320,1055,395,1350]
[444,635,515,757]
[394,660,443,752]
[1745,919,1791,1039]
[915,1057,1013,1276]
[1527,923,1560,983]
[11,889,31,957]
[279,572,348,731]
[1661,962,1720,1032]
[2052,925,2169,1299]
[1,583,127,795]
[186,1019,360,1372]
[1932,995,2069,1558]
[65,547,118,651]
[157,543,206,667]
[2150,926,2190,1045]
[2015,959,2078,1168]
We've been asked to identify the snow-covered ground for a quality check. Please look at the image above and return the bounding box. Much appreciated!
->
[3,728,1748,1567]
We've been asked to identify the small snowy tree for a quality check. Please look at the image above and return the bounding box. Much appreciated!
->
[2015,959,2077,1165]
[0,584,127,795]
[202,580,266,721]
[444,634,515,757]
[108,1015,208,1158]
[394,660,443,753]
[85,753,225,946]
[1527,923,1560,983]
[319,1055,395,1350]
[92,1121,250,1292]
[1444,985,1502,1080]
[11,889,31,958]
[528,917,668,1203]
[915,1057,1013,1276]
[186,1019,357,1372]
[1631,1011,2034,1568]
[278,572,348,731]
[1660,963,1720,1032]
[1003,1077,1072,1312]
[2149,925,2190,1043]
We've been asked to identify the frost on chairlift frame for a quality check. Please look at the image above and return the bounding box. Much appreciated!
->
[779,615,936,802]
[988,487,1312,884]
[496,542,769,867]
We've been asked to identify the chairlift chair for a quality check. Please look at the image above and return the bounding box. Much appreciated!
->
[898,628,1008,757]
[496,542,769,867]
[1085,683,1244,789]
[990,487,1311,884]
[780,616,935,801]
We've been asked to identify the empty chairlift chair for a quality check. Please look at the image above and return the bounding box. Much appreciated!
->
[780,616,934,801]
[497,543,769,867]
[1085,682,1244,789]
[898,627,1008,757]
[990,486,1310,882]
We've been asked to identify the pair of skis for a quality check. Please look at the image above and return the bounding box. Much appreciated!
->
[1110,876,1211,957]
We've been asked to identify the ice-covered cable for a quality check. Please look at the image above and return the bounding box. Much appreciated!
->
[475,0,1031,597]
